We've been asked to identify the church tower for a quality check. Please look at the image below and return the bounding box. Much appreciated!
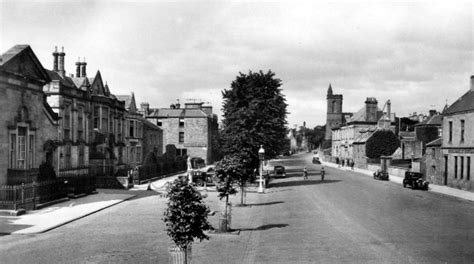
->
[325,84,344,141]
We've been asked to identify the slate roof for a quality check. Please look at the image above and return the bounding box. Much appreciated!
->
[346,106,383,123]
[417,114,443,126]
[46,70,76,88]
[0,45,50,82]
[0,45,29,66]
[116,95,132,109]
[70,77,90,90]
[353,128,377,144]
[140,117,161,130]
[445,89,474,115]
[150,108,209,118]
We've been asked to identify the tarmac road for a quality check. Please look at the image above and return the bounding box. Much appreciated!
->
[0,152,473,263]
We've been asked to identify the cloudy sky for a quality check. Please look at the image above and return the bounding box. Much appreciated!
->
[1,0,472,128]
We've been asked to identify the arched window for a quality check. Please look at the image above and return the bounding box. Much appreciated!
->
[332,101,336,113]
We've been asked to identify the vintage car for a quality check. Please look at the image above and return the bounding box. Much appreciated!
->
[403,171,429,190]
[312,156,321,164]
[191,165,217,186]
[274,165,286,178]
[373,169,389,181]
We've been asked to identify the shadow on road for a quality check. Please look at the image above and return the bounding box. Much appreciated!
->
[245,201,284,207]
[277,170,324,179]
[240,223,289,231]
[269,179,341,188]
[126,190,166,201]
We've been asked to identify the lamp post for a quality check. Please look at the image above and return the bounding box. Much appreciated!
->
[258,145,265,193]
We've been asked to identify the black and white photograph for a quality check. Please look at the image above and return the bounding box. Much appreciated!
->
[0,0,473,263]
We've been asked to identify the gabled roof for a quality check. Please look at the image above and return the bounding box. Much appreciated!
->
[0,45,51,84]
[70,77,90,90]
[89,70,106,96]
[104,82,110,96]
[445,90,474,115]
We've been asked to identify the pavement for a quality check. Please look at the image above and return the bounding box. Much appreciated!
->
[320,158,474,202]
[0,172,191,236]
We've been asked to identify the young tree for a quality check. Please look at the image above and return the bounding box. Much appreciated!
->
[163,178,211,263]
[215,155,246,207]
[221,70,288,172]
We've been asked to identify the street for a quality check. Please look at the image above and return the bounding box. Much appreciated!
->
[0,152,473,263]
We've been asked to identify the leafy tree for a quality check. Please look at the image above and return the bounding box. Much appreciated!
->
[366,130,400,159]
[221,70,288,172]
[163,178,211,263]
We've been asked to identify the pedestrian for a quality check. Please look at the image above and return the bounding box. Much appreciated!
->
[351,160,355,170]
[321,166,325,181]
[303,167,308,180]
[336,157,340,167]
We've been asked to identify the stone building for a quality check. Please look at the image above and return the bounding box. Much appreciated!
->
[0,45,59,185]
[424,138,443,185]
[116,93,143,166]
[441,76,474,191]
[88,71,126,175]
[141,117,163,161]
[43,47,127,177]
[332,97,395,162]
[144,101,218,164]
[43,47,91,173]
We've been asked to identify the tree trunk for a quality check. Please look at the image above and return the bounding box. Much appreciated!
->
[184,245,187,264]
[240,182,245,205]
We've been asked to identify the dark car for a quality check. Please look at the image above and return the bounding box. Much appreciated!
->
[274,165,286,178]
[403,171,429,190]
[373,169,389,180]
[192,165,216,186]
[312,156,321,164]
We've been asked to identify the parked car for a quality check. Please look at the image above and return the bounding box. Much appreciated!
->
[274,165,286,178]
[312,156,321,164]
[373,169,389,180]
[403,171,429,190]
[191,165,216,186]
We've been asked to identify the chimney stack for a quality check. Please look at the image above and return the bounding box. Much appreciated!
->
[75,57,81,77]
[429,109,437,116]
[80,57,87,77]
[52,46,59,71]
[470,75,474,91]
[365,97,378,122]
[58,47,66,77]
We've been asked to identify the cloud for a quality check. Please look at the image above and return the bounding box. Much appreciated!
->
[1,1,472,128]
